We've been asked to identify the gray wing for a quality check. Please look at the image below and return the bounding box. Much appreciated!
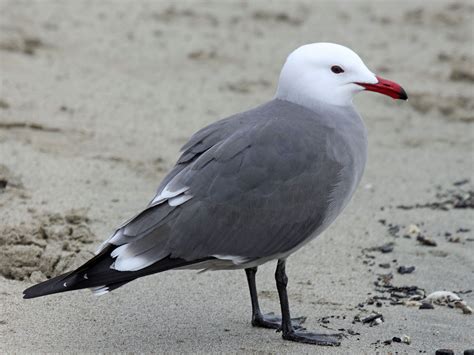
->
[103,100,345,271]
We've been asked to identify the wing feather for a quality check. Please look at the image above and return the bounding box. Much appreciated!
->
[100,100,355,272]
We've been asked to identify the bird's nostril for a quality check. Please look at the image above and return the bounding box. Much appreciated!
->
[383,83,391,87]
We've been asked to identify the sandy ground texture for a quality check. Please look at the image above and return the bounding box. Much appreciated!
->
[1,0,473,353]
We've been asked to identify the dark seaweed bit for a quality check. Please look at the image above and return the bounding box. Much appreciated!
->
[347,329,360,336]
[366,242,394,253]
[453,179,469,186]
[387,224,400,237]
[397,265,415,274]
[380,243,394,253]
[396,186,474,210]
[419,302,434,309]
[361,313,383,324]
[436,350,454,355]
[417,235,437,246]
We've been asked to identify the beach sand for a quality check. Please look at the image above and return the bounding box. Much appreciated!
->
[0,0,473,353]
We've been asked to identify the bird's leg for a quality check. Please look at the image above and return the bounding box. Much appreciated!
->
[245,267,306,330]
[275,259,342,346]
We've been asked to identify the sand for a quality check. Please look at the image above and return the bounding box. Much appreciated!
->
[0,0,473,353]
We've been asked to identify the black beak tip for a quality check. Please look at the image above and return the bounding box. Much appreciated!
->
[399,87,408,101]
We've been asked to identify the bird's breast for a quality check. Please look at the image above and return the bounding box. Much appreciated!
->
[307,120,368,238]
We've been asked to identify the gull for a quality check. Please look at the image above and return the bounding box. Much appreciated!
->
[24,42,407,346]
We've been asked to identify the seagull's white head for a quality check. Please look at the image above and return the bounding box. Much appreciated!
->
[276,43,407,108]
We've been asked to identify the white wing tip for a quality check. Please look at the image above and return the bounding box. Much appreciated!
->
[152,185,190,204]
[212,255,250,265]
[168,194,193,207]
[90,286,110,296]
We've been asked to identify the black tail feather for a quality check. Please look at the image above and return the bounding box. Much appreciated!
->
[23,245,210,299]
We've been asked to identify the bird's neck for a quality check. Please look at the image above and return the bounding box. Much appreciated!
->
[274,89,355,114]
[275,79,356,110]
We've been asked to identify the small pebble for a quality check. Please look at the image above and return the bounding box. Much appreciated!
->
[436,350,454,355]
[380,243,394,253]
[379,263,390,269]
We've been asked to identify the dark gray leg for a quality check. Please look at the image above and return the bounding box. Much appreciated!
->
[245,267,306,330]
[275,259,342,346]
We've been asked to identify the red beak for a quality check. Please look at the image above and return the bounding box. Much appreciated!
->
[356,76,407,100]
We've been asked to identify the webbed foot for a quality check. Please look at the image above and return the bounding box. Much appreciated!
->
[282,329,342,346]
[252,312,306,330]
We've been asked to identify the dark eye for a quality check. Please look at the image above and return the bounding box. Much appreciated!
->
[331,65,344,74]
